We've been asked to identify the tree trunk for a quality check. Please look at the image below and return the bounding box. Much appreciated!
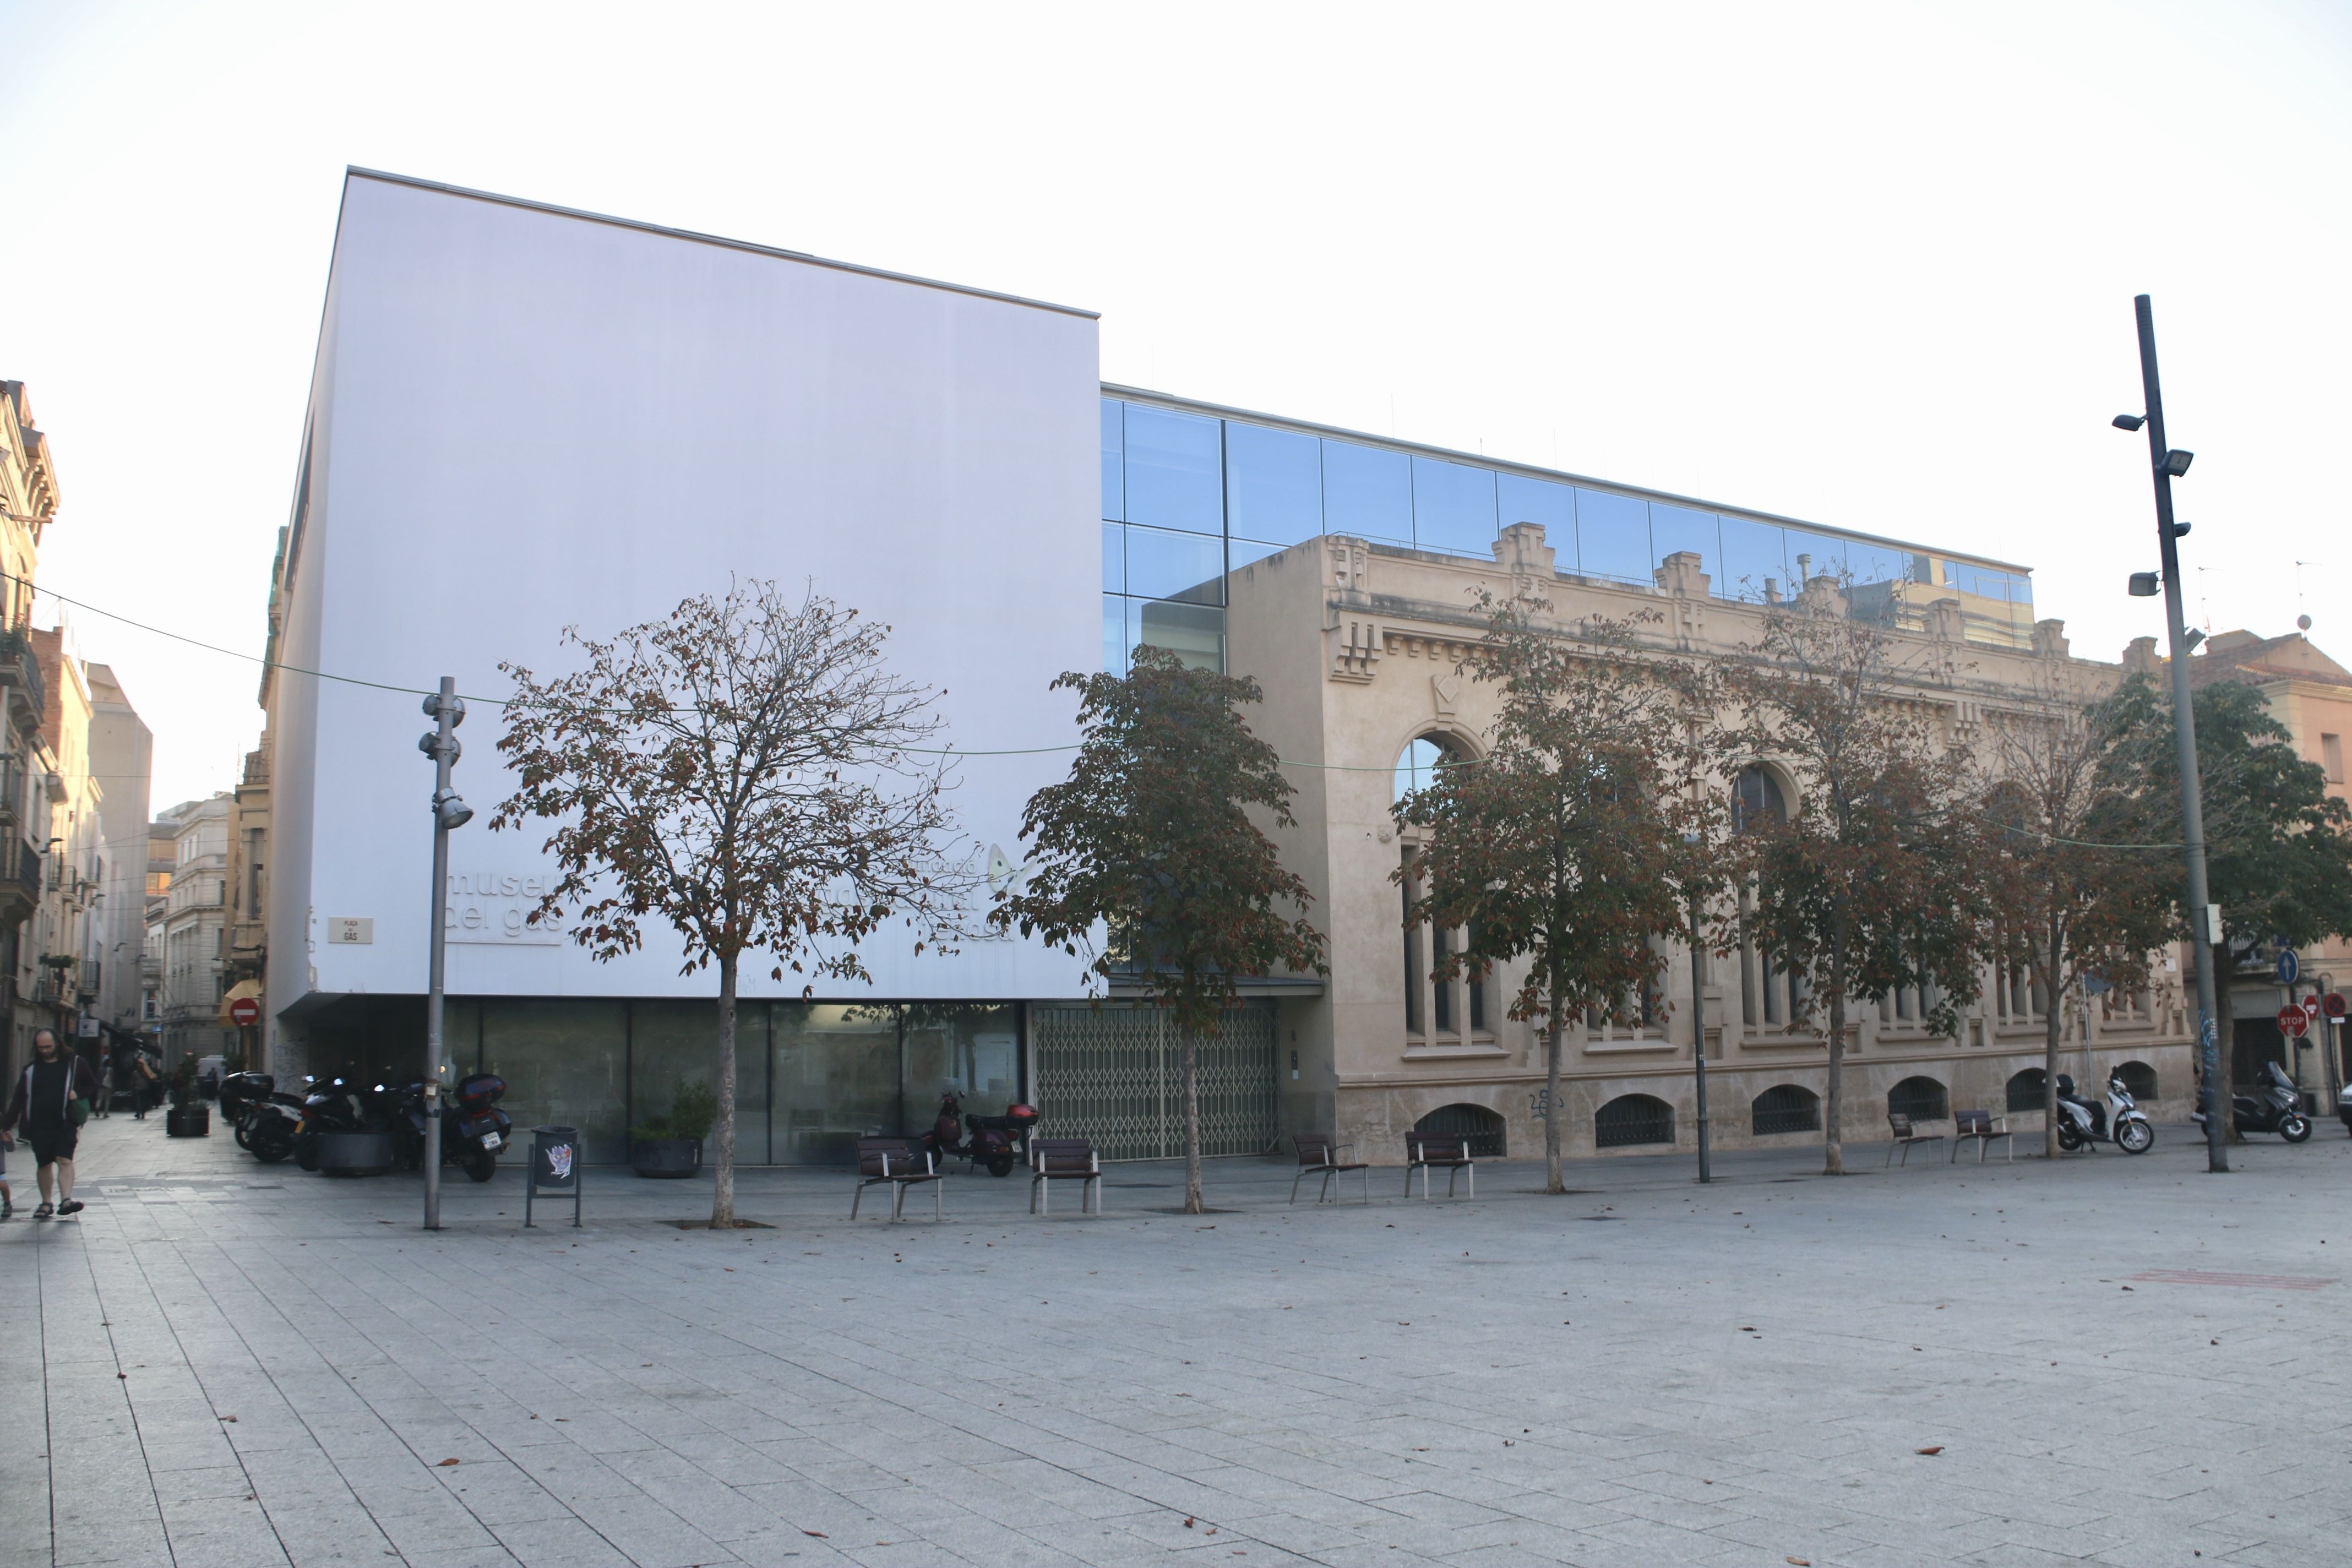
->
[711,951,738,1229]
[1544,995,1565,1196]
[1823,927,1846,1175]
[1180,1027,1203,1215]
[2212,942,2241,1144]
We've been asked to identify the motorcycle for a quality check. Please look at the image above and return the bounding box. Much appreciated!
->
[2192,1059,2311,1144]
[917,1089,1038,1178]
[292,1076,381,1170]
[2055,1071,2154,1154]
[220,1071,275,1144]
[243,1079,313,1164]
[391,1073,512,1182]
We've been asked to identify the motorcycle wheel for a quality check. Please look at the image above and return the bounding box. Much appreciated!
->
[987,1154,1015,1178]
[2056,1122,2083,1151]
[2281,1115,2312,1144]
[462,1149,498,1183]
[233,1120,255,1151]
[2116,1119,2153,1154]
[250,1132,292,1164]
[295,1137,320,1172]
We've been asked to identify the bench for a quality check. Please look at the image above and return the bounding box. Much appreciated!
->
[1951,1108,2012,1164]
[850,1137,944,1221]
[1885,1112,1945,1167]
[1290,1134,1370,1205]
[1030,1137,1102,1216]
[1405,1130,1476,1199]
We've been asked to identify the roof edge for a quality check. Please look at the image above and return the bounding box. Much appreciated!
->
[344,167,1101,321]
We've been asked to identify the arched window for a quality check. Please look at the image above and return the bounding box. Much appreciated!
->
[1731,764,1787,833]
[1394,734,1454,803]
[2114,1061,2158,1100]
[1594,1094,1674,1148]
[2005,1068,2048,1113]
[1751,1084,1820,1136]
[1414,1103,1505,1158]
[1888,1076,1948,1123]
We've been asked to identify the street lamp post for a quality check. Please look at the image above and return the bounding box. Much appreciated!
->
[419,677,473,1229]
[2116,294,2226,1175]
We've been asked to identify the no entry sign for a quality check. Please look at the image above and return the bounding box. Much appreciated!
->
[229,997,261,1027]
[2277,1004,2308,1037]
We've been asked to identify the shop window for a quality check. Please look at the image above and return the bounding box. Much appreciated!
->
[1594,1093,1674,1148]
[1888,1075,1948,1123]
[1414,1102,1505,1158]
[1750,1084,1820,1136]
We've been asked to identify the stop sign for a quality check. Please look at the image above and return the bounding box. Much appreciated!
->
[229,997,261,1028]
[2277,1004,2308,1037]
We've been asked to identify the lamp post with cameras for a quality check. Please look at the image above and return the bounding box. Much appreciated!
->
[419,677,473,1228]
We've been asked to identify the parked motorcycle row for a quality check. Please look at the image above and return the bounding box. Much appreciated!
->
[217,1070,513,1178]
[2046,1060,2328,1153]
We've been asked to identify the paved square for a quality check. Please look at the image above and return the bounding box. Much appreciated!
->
[7,1114,2348,1567]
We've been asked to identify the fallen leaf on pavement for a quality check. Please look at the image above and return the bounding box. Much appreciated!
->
[1915,1446,1943,1456]
[437,1459,460,1467]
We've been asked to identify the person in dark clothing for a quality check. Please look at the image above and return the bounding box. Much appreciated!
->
[4,1030,99,1218]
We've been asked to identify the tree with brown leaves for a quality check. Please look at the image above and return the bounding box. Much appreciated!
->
[493,580,973,1228]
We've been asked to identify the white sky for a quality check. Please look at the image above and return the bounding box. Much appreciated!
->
[3,0,2347,812]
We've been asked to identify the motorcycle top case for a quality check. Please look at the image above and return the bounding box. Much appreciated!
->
[456,1073,507,1109]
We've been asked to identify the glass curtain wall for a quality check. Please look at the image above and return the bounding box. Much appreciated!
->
[1102,395,2035,658]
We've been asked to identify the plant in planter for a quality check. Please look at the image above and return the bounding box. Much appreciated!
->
[631,1081,717,1178]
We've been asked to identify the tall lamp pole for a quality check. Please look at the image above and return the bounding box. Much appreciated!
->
[2116,295,2226,1175]
[420,678,473,1228]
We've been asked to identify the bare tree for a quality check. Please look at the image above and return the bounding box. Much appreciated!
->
[1396,598,1690,1195]
[494,580,973,1227]
[1980,671,2173,1157]
[1728,582,1984,1174]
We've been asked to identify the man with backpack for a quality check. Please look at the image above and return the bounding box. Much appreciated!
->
[5,1030,100,1218]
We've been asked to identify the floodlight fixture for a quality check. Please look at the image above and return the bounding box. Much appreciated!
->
[2184,628,2206,651]
[2128,571,2162,597]
[2112,413,2146,431]
[2163,449,2195,477]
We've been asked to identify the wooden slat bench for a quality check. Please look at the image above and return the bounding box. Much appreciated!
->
[1029,1137,1102,1216]
[1405,1130,1476,1199]
[1291,1134,1370,1205]
[1951,1108,2012,1163]
[1885,1112,1945,1168]
[850,1137,944,1221]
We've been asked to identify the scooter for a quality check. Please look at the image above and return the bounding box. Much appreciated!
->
[2055,1072,2154,1154]
[917,1090,1039,1178]
[2192,1059,2311,1144]
[220,1071,275,1141]
[390,1073,512,1182]
[243,1079,312,1164]
[292,1077,380,1170]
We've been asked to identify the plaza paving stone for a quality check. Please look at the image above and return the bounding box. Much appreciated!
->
[4,1110,2348,1566]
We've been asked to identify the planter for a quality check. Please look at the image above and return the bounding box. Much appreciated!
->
[165,1104,210,1138]
[631,1137,704,1179]
[316,1129,398,1177]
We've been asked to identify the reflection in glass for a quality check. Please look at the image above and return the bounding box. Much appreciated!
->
[1575,489,1651,583]
[1122,405,1222,535]
[1124,525,1226,605]
[1103,595,1137,676]
[902,1005,1019,1121]
[482,998,628,1163]
[1225,422,1323,546]
[1394,734,1452,802]
[1321,440,1413,543]
[1784,529,1848,584]
[1718,515,1787,601]
[1497,472,1574,537]
[630,1000,766,1157]
[1648,504,1722,587]
[1410,458,1499,557]
[1227,537,1286,571]
[1846,542,1909,588]
[1101,521,1125,594]
[1139,600,1224,670]
[772,1004,899,1166]
[1101,399,1124,522]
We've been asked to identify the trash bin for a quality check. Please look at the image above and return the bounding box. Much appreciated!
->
[525,1125,582,1228]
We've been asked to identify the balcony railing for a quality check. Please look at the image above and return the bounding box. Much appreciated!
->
[0,627,43,732]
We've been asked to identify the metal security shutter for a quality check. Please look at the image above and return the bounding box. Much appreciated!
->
[1031,1001,1278,1161]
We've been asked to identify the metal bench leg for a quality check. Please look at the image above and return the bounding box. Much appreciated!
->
[1465,1163,1473,1199]
[851,1182,864,1220]
[1035,1177,1046,1216]
[933,1180,943,1222]
[1360,1164,1372,1204]
[1291,1170,1305,1205]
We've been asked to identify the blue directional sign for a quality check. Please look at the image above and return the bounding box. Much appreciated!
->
[2276,950,2300,986]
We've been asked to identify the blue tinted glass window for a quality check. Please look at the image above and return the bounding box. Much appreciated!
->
[1784,529,1848,584]
[1321,440,1413,544]
[1103,595,1139,676]
[2010,574,2033,609]
[1394,735,1451,803]
[1100,400,1124,522]
[1411,458,1498,557]
[1102,522,1125,595]
[1847,542,1909,587]
[1123,405,1222,535]
[1648,504,1722,588]
[1125,525,1226,606]
[1225,422,1323,546]
[1497,472,1574,537]
[1227,536,1286,571]
[1575,489,1651,583]
[1717,515,1787,602]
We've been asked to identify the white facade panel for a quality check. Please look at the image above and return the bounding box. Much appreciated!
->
[272,173,1099,1012]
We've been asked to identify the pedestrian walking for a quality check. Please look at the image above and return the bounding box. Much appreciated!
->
[128,1049,159,1119]
[4,1029,99,1219]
